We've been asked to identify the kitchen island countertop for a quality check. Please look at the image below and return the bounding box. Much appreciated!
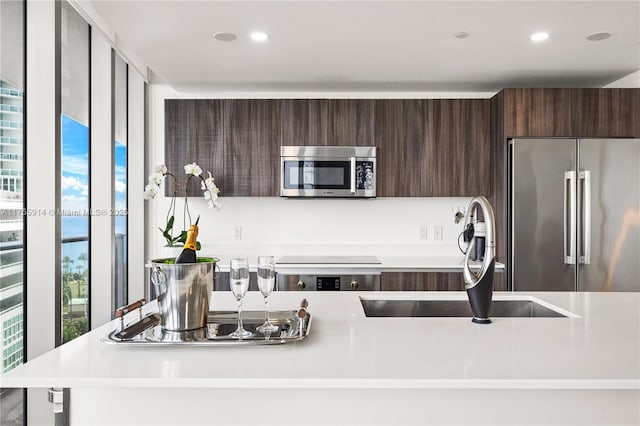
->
[2,291,638,425]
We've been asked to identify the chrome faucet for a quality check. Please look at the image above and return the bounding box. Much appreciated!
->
[462,196,496,324]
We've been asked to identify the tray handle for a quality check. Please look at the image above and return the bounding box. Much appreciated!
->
[114,298,146,318]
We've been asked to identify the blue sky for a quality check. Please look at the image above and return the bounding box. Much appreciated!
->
[61,114,127,264]
[61,114,89,241]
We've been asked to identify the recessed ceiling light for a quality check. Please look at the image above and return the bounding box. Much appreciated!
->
[586,31,612,41]
[250,31,268,42]
[530,32,549,42]
[454,32,469,39]
[213,32,237,42]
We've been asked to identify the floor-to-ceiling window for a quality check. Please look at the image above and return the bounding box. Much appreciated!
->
[0,0,25,423]
[60,1,90,343]
[113,52,127,309]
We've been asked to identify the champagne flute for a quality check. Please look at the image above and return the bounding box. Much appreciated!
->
[229,258,253,339]
[256,256,278,334]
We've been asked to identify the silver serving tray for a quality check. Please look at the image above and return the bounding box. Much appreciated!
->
[102,310,312,346]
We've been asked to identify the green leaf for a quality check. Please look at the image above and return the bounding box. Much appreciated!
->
[166,215,175,231]
[195,241,201,251]
[178,231,188,243]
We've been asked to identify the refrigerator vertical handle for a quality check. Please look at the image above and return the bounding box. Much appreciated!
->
[350,157,356,193]
[564,171,577,264]
[580,171,591,264]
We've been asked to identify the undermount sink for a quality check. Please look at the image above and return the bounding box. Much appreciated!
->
[360,296,576,318]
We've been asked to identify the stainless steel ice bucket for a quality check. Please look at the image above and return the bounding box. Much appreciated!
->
[148,258,218,331]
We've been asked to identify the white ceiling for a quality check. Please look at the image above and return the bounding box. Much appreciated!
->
[87,0,640,92]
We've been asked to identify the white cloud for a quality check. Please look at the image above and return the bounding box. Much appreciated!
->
[115,180,126,193]
[62,154,89,176]
[62,176,88,193]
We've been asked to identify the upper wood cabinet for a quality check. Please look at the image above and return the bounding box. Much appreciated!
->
[501,88,640,137]
[165,99,225,196]
[166,97,492,197]
[223,99,281,196]
[375,99,490,197]
[328,99,375,146]
[280,99,329,146]
[375,100,430,196]
[280,99,376,147]
[430,99,490,196]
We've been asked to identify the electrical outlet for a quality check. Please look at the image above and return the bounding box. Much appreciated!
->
[433,225,443,241]
[234,225,242,241]
[419,226,428,240]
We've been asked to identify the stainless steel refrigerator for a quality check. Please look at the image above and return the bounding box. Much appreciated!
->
[509,138,640,291]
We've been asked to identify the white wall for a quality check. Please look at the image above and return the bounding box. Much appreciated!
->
[127,69,146,302]
[147,84,480,260]
[90,28,113,327]
[26,2,56,423]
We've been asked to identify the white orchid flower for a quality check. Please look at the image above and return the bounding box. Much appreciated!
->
[154,164,167,174]
[143,183,159,200]
[184,162,203,177]
[148,172,164,186]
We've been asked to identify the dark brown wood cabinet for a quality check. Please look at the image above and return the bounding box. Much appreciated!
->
[375,99,490,197]
[223,99,281,196]
[431,99,490,196]
[375,99,430,196]
[280,99,329,146]
[164,99,225,196]
[381,271,507,291]
[166,97,492,198]
[501,88,640,138]
[328,99,375,146]
[381,272,465,291]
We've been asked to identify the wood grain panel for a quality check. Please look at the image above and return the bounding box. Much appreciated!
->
[374,99,430,196]
[431,99,490,196]
[164,99,225,196]
[280,99,329,146]
[381,272,466,291]
[571,89,640,137]
[503,88,640,138]
[223,99,280,196]
[328,99,375,146]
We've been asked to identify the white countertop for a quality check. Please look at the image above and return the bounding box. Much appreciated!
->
[3,291,638,390]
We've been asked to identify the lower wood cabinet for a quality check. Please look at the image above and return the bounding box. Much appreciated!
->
[381,272,465,291]
[382,272,506,291]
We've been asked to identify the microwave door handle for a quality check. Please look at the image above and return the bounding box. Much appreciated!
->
[350,157,356,193]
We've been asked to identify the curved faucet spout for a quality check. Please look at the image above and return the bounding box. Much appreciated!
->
[462,196,496,289]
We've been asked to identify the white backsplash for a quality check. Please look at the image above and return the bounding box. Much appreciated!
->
[146,195,473,259]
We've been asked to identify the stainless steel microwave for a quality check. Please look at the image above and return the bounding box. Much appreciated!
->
[280,146,376,198]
